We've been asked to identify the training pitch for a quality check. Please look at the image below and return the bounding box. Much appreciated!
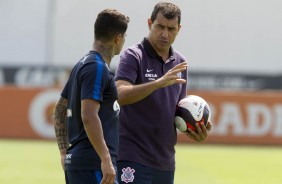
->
[0,139,281,184]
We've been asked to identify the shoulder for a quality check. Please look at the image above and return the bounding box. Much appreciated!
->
[80,61,109,80]
[121,42,144,60]
[171,48,187,62]
[79,51,108,72]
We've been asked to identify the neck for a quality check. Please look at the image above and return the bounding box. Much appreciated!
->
[148,38,169,61]
[155,48,169,62]
[93,41,114,65]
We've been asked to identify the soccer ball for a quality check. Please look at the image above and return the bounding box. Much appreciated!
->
[175,95,211,132]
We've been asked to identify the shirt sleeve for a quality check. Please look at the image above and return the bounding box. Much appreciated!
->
[115,49,139,84]
[61,79,69,99]
[178,53,188,100]
[80,62,107,102]
[180,67,188,100]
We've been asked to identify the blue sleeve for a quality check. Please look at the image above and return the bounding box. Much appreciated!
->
[80,62,107,102]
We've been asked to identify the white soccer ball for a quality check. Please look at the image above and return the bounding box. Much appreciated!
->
[175,95,211,132]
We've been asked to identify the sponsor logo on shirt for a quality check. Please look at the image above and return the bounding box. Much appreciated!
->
[65,154,72,164]
[145,71,158,81]
[67,109,72,117]
[113,100,120,116]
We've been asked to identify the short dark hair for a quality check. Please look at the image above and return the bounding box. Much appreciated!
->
[150,2,181,24]
[94,9,130,41]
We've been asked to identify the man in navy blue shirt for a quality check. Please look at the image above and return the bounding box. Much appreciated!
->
[53,9,129,184]
[115,2,211,184]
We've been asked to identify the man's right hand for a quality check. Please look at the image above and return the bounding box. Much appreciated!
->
[156,61,188,88]
[60,149,66,170]
[101,156,116,184]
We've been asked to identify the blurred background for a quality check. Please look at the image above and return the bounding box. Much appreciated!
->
[1,0,281,143]
[0,0,282,183]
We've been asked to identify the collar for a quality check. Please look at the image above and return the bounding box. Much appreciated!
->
[142,37,175,63]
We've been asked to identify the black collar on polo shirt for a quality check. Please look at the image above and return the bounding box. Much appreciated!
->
[142,37,175,63]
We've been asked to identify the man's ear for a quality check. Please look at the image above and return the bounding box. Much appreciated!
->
[147,18,152,29]
[115,34,122,44]
[178,24,182,31]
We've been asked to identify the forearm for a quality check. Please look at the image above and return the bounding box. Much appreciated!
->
[54,97,69,151]
[117,80,160,105]
[117,62,188,105]
[83,115,111,161]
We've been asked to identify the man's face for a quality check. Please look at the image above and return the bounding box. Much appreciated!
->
[148,12,181,53]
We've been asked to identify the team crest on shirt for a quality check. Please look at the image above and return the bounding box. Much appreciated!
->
[121,167,135,183]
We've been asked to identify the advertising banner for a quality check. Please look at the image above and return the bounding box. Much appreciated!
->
[1,87,282,145]
[0,87,60,139]
[178,91,282,145]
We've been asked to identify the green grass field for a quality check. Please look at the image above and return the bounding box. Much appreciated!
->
[0,139,281,184]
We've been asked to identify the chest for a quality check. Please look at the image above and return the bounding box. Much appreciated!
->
[103,72,118,100]
[137,58,176,83]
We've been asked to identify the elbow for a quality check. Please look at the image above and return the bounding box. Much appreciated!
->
[117,91,138,106]
[81,111,94,125]
[117,91,128,106]
[117,92,135,106]
[116,86,134,105]
[117,97,128,106]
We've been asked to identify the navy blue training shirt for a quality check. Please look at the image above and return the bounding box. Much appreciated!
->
[115,38,187,171]
[61,51,120,170]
